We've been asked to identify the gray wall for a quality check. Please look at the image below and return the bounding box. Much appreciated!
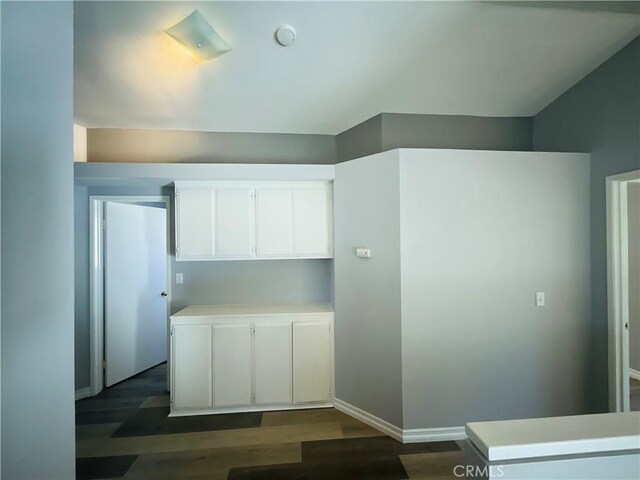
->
[88,113,533,165]
[74,185,333,389]
[335,114,382,163]
[334,151,403,427]
[400,149,591,429]
[1,2,76,478]
[87,129,336,164]
[533,36,640,412]
[382,114,533,152]
[336,114,532,162]
[629,183,640,373]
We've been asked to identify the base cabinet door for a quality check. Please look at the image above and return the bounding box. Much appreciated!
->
[292,321,332,404]
[172,324,213,410]
[254,323,292,405]
[213,324,253,407]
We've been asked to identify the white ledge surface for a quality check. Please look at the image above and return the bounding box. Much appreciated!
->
[466,412,640,462]
[171,303,333,319]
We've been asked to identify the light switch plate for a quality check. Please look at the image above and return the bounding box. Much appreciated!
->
[176,273,184,284]
[536,292,545,307]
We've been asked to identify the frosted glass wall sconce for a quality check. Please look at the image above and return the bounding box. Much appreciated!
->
[165,10,232,63]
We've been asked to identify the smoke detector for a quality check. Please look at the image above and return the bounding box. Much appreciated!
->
[275,25,296,46]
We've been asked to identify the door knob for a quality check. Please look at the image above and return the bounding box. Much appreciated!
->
[161,291,168,297]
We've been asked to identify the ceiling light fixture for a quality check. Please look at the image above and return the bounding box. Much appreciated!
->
[165,10,231,63]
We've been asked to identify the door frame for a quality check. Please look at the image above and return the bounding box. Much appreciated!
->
[607,170,640,412]
[89,195,172,396]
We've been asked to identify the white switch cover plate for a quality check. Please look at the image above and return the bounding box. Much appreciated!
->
[536,292,545,307]
[356,248,371,258]
[176,273,184,284]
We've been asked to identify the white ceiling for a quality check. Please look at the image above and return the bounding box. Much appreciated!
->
[74,1,640,135]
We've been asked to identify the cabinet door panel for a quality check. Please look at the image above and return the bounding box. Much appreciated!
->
[213,324,253,407]
[293,187,329,256]
[177,188,214,259]
[256,188,293,256]
[254,323,292,405]
[172,325,212,409]
[293,321,331,404]
[216,188,255,258]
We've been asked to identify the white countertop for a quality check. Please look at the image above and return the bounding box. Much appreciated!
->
[466,412,640,462]
[171,303,334,318]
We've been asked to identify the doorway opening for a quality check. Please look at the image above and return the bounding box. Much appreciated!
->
[88,196,172,396]
[607,170,640,412]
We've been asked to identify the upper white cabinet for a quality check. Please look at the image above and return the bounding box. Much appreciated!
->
[256,187,293,257]
[175,181,332,261]
[215,187,255,258]
[293,187,330,256]
[176,188,215,259]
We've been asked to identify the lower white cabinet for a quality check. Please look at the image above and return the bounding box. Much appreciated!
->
[172,324,213,410]
[170,304,334,416]
[213,324,253,407]
[293,321,332,404]
[254,323,292,405]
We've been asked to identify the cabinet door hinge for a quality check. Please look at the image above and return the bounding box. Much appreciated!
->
[102,219,106,229]
[102,359,106,371]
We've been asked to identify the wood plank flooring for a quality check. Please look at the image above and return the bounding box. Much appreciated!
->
[76,364,464,479]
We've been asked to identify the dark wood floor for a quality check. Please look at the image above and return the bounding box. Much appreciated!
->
[76,364,464,479]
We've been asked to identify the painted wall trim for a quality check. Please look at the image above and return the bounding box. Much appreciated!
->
[334,398,403,442]
[630,369,640,381]
[75,387,92,401]
[403,427,466,443]
[89,195,172,397]
[334,398,465,443]
[606,169,640,412]
[76,162,335,186]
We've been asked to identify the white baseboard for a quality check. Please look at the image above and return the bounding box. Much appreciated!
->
[334,398,403,442]
[75,387,92,401]
[630,369,640,381]
[403,426,466,443]
[334,397,465,444]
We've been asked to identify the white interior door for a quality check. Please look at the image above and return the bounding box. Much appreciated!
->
[105,202,168,387]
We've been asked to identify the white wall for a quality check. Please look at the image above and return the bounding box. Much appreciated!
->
[334,148,591,433]
[1,2,76,478]
[628,183,640,373]
[334,150,404,426]
[399,149,591,429]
